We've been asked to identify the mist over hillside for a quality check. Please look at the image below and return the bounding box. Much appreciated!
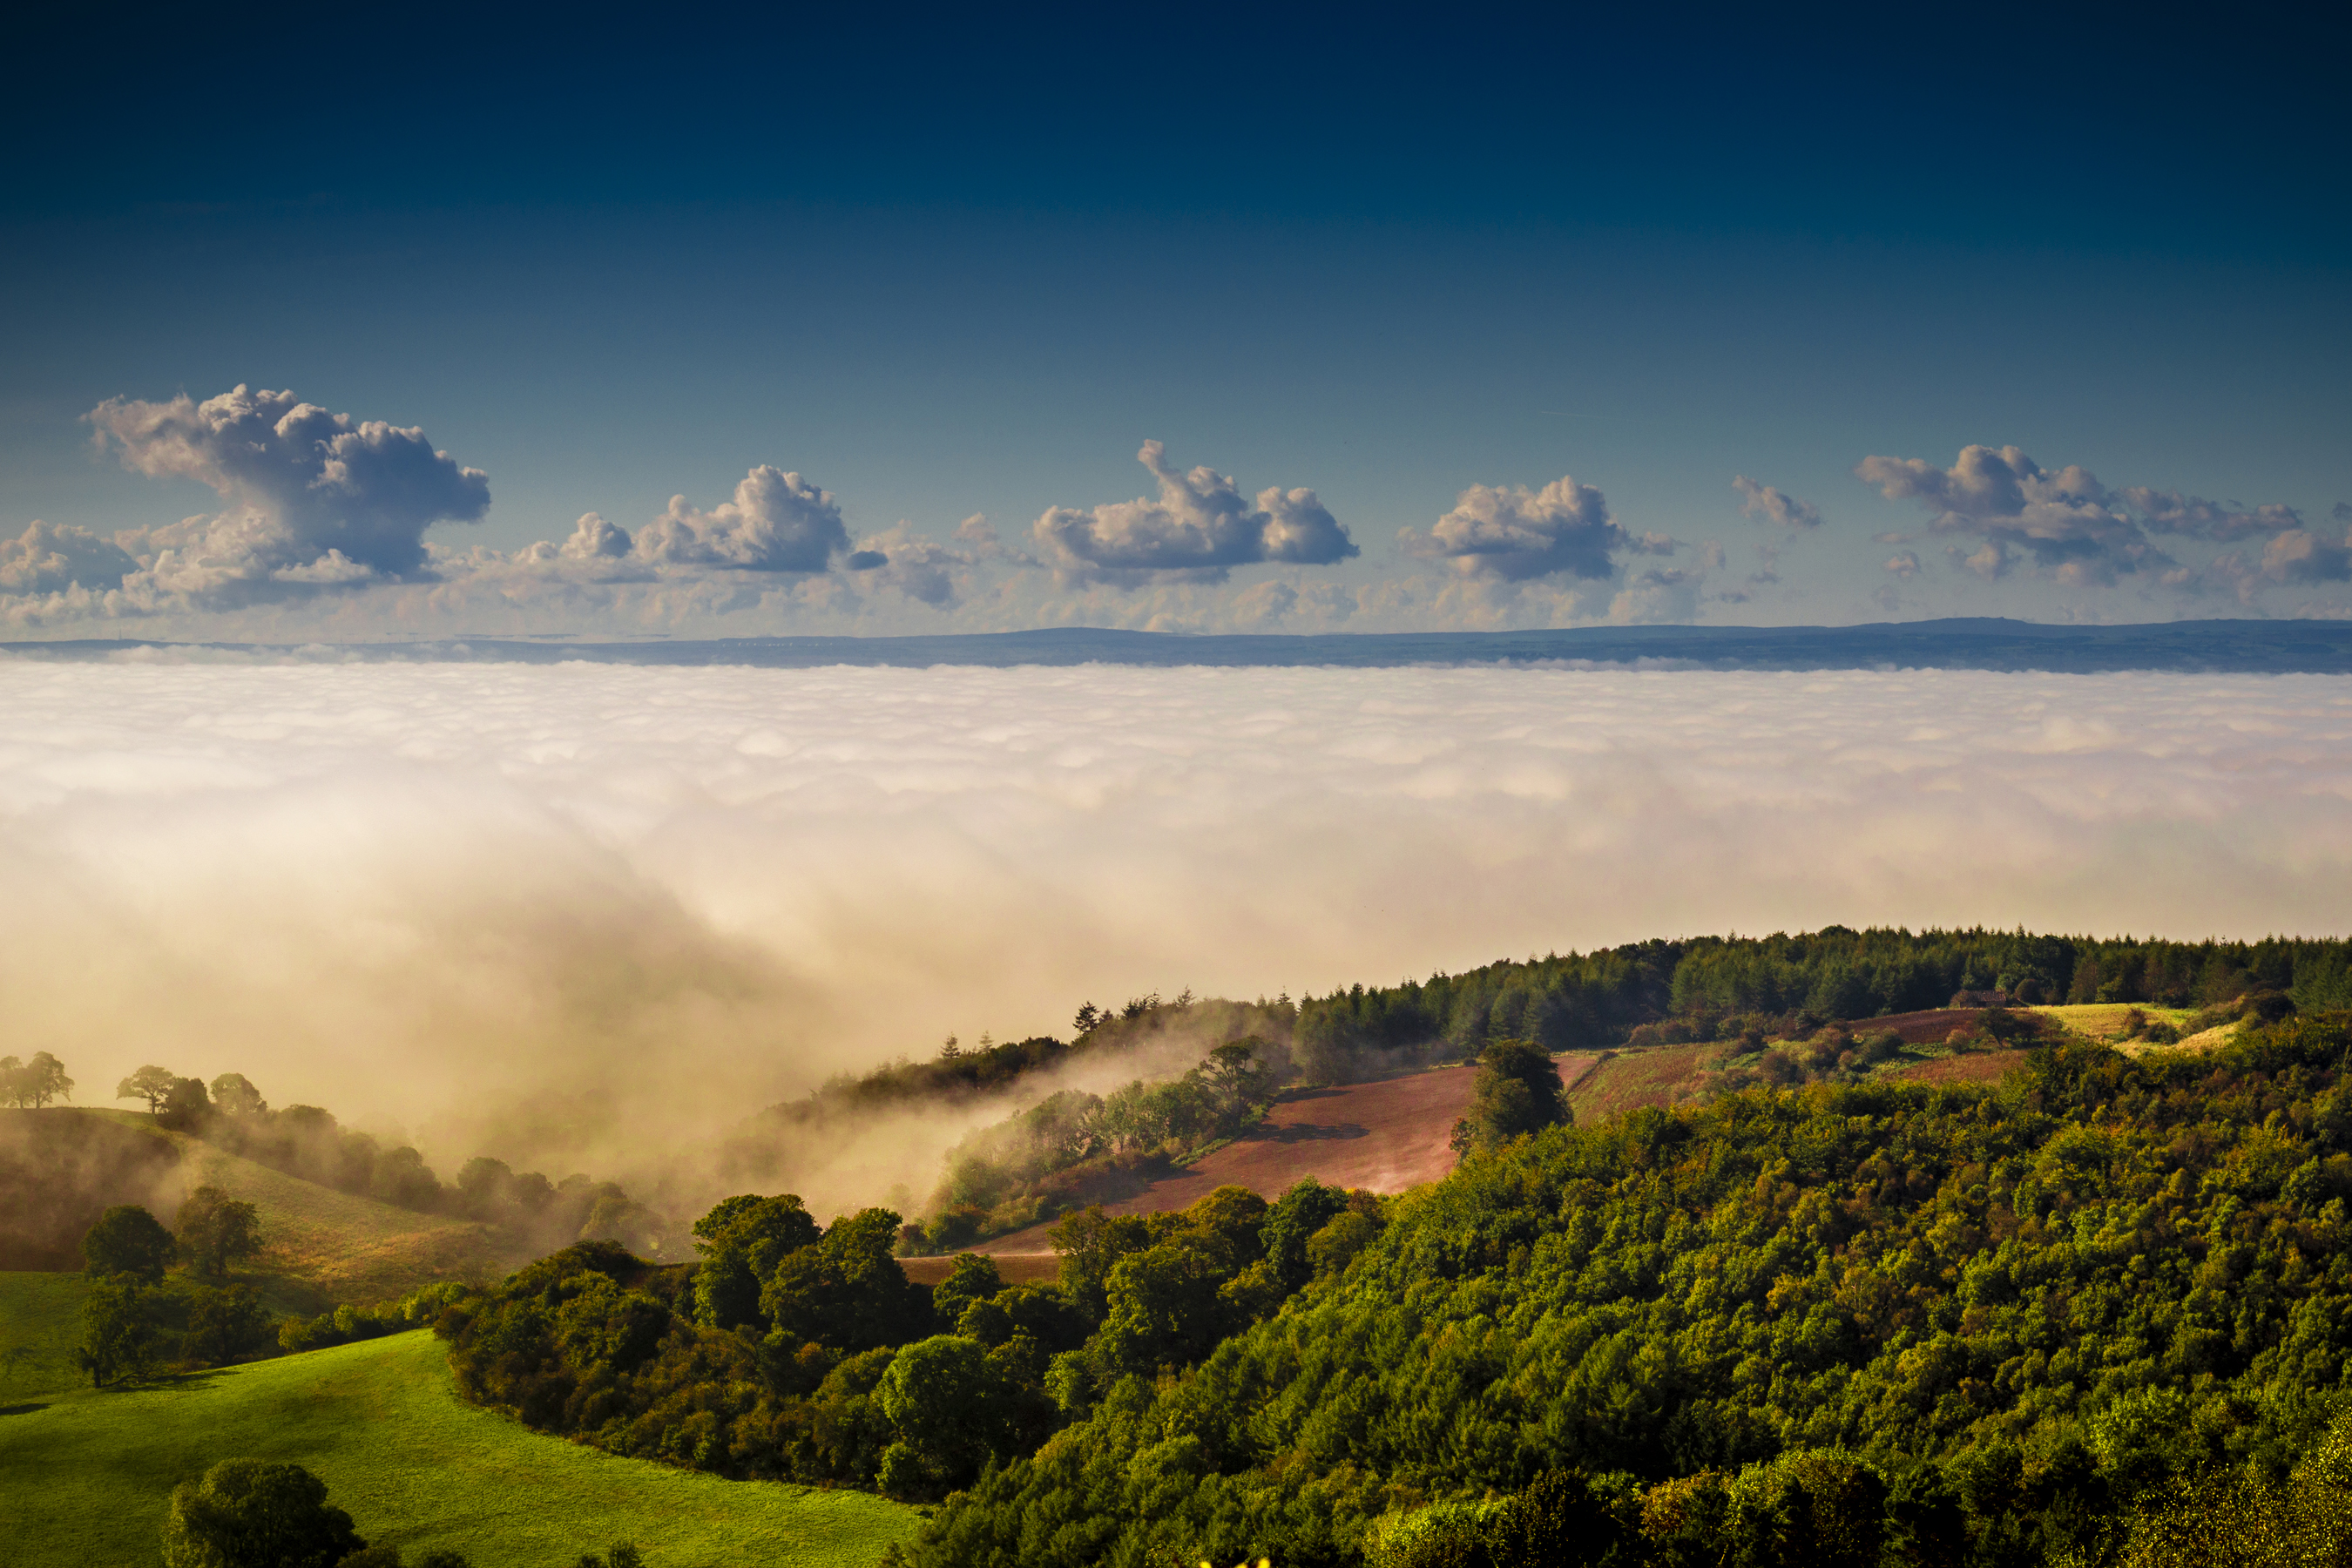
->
[6,660,2352,1209]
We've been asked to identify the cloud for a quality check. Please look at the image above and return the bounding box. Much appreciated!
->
[2118,488,2304,543]
[1732,476,1822,530]
[1855,444,2171,587]
[8,662,2352,1209]
[1031,441,1356,586]
[0,520,139,596]
[1401,475,1643,582]
[634,466,848,572]
[88,385,489,584]
[1883,551,1923,578]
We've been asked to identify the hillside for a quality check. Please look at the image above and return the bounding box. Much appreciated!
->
[3,1109,526,1308]
[0,1327,918,1568]
[964,1061,1525,1257]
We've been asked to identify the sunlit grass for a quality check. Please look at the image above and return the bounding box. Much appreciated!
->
[0,1328,919,1568]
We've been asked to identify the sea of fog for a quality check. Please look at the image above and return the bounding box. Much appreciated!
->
[3,659,2348,1203]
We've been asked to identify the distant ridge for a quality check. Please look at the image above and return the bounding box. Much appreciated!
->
[10,618,2352,673]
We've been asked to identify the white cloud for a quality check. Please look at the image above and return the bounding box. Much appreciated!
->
[1401,474,1642,582]
[1733,475,1822,529]
[1031,441,1357,585]
[1856,444,2168,587]
[0,520,139,596]
[1883,550,1923,578]
[634,466,848,572]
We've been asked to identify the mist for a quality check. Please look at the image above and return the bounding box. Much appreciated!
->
[4,658,2348,1213]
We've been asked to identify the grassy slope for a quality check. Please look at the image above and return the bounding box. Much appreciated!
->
[0,1270,90,1399]
[73,1109,525,1308]
[0,1328,917,1568]
[1566,1044,1726,1123]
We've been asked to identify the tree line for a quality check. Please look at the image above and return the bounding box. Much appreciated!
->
[112,1063,672,1258]
[1288,927,2352,1080]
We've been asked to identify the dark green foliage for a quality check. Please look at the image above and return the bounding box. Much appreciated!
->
[1262,1178,1356,1293]
[159,1075,213,1132]
[896,1017,2352,1568]
[159,1458,362,1568]
[691,1193,821,1328]
[181,1282,274,1364]
[1450,1037,1568,1153]
[176,1184,262,1279]
[760,1207,930,1352]
[929,1252,1004,1324]
[82,1202,175,1281]
[76,1274,165,1386]
[279,1281,469,1355]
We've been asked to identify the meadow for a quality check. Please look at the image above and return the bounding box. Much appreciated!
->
[0,1323,919,1568]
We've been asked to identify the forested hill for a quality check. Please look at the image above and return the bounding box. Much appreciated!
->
[1294,928,2352,1079]
[906,1017,2352,1568]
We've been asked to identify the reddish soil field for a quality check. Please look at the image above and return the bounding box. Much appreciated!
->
[1566,1044,1718,1122]
[901,1253,1060,1286]
[1858,1008,2027,1044]
[971,1060,1591,1254]
[1887,1049,2031,1086]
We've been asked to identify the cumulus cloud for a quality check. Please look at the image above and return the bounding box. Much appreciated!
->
[1401,474,1649,582]
[634,466,848,572]
[2119,488,2304,543]
[1031,441,1356,586]
[0,520,139,596]
[6,661,2352,1207]
[90,384,489,582]
[1733,475,1822,529]
[1856,444,2170,587]
[1884,551,1923,578]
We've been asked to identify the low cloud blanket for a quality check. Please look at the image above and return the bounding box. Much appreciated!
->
[2,660,2346,1198]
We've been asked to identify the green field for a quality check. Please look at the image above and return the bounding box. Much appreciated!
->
[0,1323,918,1568]
[0,1270,90,1398]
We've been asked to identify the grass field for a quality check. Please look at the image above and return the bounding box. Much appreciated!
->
[58,1110,525,1309]
[0,1328,918,1568]
[0,1271,90,1398]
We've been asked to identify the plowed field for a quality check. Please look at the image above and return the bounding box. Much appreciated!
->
[972,1059,1595,1254]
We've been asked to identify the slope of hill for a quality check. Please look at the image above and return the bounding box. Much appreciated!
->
[3,1109,525,1308]
[0,1328,918,1568]
[966,1062,1522,1256]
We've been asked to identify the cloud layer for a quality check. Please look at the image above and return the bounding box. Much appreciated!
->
[3,659,2349,1206]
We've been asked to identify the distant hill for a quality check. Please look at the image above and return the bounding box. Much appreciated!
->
[1,1109,525,1308]
[13,617,2352,672]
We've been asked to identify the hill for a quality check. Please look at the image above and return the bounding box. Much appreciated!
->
[963,1062,1511,1257]
[2,1109,525,1308]
[0,1327,918,1568]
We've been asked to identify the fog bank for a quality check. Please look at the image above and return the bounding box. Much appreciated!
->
[3,660,2346,1202]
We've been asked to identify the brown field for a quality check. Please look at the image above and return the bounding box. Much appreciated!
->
[1858,1008,2018,1044]
[971,1059,1571,1253]
[900,1253,1061,1286]
[1566,1044,1722,1123]
[1887,1049,2031,1086]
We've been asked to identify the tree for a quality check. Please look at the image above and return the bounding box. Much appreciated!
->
[1201,1037,1275,1119]
[83,1204,176,1281]
[208,1072,267,1118]
[691,1192,822,1330]
[1450,1037,1568,1154]
[77,1275,165,1386]
[159,1458,365,1568]
[182,1284,274,1365]
[177,1186,263,1280]
[118,1064,179,1116]
[760,1207,929,1351]
[5,1051,73,1108]
[159,1075,213,1131]
[877,1334,1003,1493]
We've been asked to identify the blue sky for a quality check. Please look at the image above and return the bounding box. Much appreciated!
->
[3,3,2346,639]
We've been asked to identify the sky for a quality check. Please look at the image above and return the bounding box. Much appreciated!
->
[2,3,2348,639]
